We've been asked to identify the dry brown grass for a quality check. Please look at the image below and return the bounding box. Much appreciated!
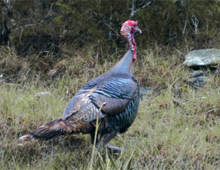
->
[0,46,220,169]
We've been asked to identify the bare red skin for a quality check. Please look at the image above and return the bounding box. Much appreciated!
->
[120,20,140,62]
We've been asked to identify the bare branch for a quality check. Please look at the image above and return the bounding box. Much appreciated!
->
[129,1,151,19]
[102,19,119,37]
[13,2,55,32]
[130,0,136,19]
[85,9,120,37]
[182,13,188,35]
[191,15,199,34]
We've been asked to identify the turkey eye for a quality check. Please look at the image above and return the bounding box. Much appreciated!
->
[133,24,136,27]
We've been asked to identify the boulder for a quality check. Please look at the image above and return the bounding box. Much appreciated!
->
[183,49,220,67]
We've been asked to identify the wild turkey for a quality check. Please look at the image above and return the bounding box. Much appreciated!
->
[20,20,142,150]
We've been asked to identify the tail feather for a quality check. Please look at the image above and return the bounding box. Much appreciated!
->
[20,119,74,141]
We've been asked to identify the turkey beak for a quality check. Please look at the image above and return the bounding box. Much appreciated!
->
[136,27,142,34]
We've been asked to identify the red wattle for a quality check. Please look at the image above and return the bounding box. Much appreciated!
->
[133,51,137,62]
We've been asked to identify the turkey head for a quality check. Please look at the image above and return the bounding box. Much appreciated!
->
[120,20,142,62]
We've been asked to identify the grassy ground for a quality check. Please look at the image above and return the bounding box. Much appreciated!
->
[0,46,220,169]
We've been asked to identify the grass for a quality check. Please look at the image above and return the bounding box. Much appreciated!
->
[0,46,220,169]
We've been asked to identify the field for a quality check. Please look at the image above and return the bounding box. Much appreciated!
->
[0,46,220,169]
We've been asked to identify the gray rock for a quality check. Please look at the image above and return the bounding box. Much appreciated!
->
[189,70,204,78]
[140,87,152,100]
[186,76,210,87]
[183,49,220,67]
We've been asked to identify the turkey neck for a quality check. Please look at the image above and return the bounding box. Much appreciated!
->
[109,49,134,76]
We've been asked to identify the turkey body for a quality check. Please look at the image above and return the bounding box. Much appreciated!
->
[21,50,140,149]
[66,62,140,148]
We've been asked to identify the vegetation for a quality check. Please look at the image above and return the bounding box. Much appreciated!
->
[1,46,220,169]
[1,0,220,169]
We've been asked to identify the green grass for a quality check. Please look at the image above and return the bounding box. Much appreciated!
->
[0,47,220,169]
